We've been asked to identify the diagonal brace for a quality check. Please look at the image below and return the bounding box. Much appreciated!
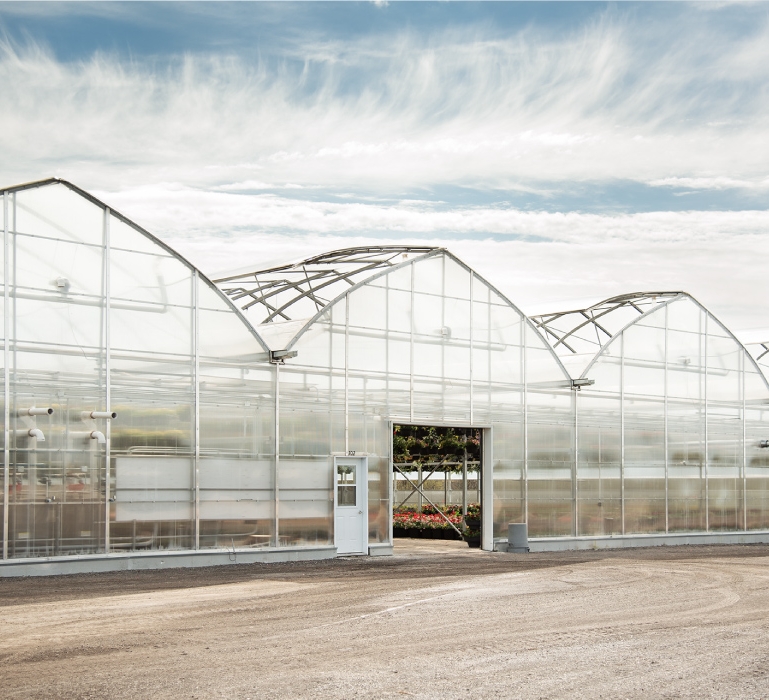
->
[393,464,463,536]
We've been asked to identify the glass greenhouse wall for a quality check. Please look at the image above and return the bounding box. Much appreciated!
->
[259,250,575,546]
[1,180,278,562]
[533,293,769,537]
[2,179,769,574]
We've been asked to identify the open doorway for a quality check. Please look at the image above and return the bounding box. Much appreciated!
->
[392,425,483,548]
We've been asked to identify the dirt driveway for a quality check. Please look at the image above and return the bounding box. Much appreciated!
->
[2,540,769,699]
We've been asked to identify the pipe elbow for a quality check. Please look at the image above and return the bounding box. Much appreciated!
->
[27,428,45,441]
[90,430,106,444]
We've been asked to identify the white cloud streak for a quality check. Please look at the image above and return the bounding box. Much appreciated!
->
[0,7,767,334]
[98,184,769,245]
[1,10,768,192]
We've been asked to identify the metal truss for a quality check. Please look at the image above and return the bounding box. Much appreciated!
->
[530,292,683,355]
[215,246,437,324]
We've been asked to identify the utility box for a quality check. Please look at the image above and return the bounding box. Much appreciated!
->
[508,523,529,553]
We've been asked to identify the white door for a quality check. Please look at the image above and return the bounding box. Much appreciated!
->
[334,456,368,555]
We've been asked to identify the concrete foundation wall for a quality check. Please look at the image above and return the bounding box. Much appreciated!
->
[493,531,769,552]
[0,545,337,578]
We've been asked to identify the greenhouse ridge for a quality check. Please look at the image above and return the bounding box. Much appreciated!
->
[2,178,769,576]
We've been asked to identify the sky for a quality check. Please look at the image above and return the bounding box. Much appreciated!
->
[1,1,768,338]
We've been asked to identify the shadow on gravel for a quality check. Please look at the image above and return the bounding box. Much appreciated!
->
[2,543,768,606]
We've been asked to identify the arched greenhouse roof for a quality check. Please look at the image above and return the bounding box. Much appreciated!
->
[530,292,685,358]
[1,177,271,355]
[529,291,769,388]
[215,246,438,324]
[566,293,769,392]
[216,245,572,381]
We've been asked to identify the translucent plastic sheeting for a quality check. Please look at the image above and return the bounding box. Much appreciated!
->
[6,181,769,564]
[288,250,573,543]
[1,182,277,558]
[575,295,769,537]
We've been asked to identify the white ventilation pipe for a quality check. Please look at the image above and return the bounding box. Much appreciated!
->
[90,431,106,444]
[19,407,53,417]
[82,411,117,420]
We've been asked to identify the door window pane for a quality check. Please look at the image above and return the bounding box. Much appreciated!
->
[337,464,357,506]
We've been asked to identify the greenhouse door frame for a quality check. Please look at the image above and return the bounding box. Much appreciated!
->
[334,455,369,555]
[389,421,493,552]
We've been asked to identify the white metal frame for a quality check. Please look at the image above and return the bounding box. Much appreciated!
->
[388,419,494,551]
[333,454,368,555]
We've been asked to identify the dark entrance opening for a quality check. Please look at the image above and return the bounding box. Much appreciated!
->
[392,425,482,547]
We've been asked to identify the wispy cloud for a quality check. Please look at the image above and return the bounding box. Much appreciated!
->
[649,176,769,191]
[1,9,768,194]
[1,4,768,333]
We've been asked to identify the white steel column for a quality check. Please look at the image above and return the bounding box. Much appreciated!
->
[662,304,670,532]
[344,294,350,453]
[481,426,493,551]
[388,421,394,544]
[2,191,9,560]
[384,276,390,420]
[573,386,579,536]
[742,351,747,531]
[193,271,200,550]
[103,208,112,552]
[440,256,446,416]
[274,362,280,547]
[704,312,709,532]
[620,334,625,535]
[409,264,414,423]
[522,323,528,525]
[469,273,474,425]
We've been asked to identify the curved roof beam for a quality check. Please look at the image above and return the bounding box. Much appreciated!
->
[215,246,438,324]
[531,292,685,355]
[250,247,572,381]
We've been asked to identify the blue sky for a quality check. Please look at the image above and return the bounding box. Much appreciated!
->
[1,2,768,335]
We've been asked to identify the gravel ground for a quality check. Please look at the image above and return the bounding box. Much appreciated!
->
[2,540,769,699]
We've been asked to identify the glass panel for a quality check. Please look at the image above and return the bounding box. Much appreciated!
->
[337,463,356,506]
[387,289,412,334]
[492,420,524,537]
[15,184,103,245]
[6,186,108,558]
[668,402,705,531]
[578,395,621,536]
[667,297,704,334]
[198,277,276,549]
[412,255,443,295]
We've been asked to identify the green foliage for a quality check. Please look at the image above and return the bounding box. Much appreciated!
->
[465,503,481,518]
[392,424,481,471]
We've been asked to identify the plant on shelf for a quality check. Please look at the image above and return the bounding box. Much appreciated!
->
[392,505,463,539]
[462,503,481,547]
[392,425,481,468]
[463,503,481,529]
[462,527,481,548]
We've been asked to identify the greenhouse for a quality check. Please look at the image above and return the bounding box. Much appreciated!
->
[2,178,769,576]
